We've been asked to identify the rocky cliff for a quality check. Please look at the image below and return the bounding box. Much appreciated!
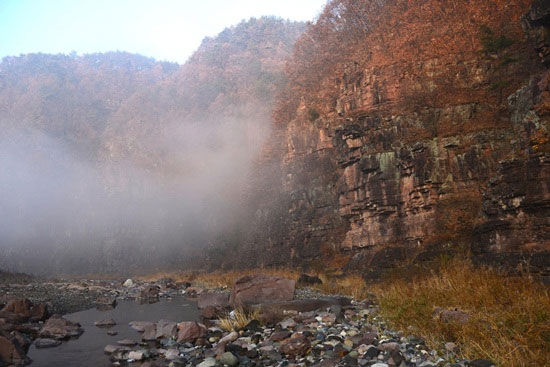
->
[237,0,550,280]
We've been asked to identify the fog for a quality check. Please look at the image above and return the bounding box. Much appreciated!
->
[0,116,269,275]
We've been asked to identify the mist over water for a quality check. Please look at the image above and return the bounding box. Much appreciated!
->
[0,116,270,275]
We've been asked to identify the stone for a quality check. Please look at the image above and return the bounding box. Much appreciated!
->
[279,318,296,329]
[107,330,118,336]
[34,338,61,348]
[378,342,400,352]
[176,321,207,343]
[185,287,204,296]
[155,319,177,339]
[1,298,49,322]
[230,274,295,307]
[123,279,134,287]
[445,342,458,352]
[0,331,28,365]
[279,334,311,357]
[128,350,145,361]
[198,292,230,318]
[95,318,116,327]
[197,357,217,367]
[95,297,117,308]
[371,364,389,367]
[220,351,239,366]
[433,308,471,324]
[39,315,84,339]
[269,329,291,342]
[364,345,379,359]
[142,323,157,340]
[140,285,160,299]
[2,298,32,316]
[198,292,230,309]
[117,339,137,346]
[129,321,156,332]
[104,344,131,354]
[164,348,179,360]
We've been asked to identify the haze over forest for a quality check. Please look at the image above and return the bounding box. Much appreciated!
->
[0,17,305,274]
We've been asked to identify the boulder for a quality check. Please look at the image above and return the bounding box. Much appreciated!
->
[2,299,32,317]
[1,298,49,322]
[176,321,206,343]
[141,323,157,341]
[39,315,83,339]
[0,330,28,365]
[155,319,177,339]
[230,274,295,307]
[197,292,230,318]
[123,279,134,287]
[140,285,160,300]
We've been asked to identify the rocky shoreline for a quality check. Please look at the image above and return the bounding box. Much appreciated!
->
[0,273,495,367]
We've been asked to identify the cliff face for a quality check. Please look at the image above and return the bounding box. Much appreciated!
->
[242,0,550,279]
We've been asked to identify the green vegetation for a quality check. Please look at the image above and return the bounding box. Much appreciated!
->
[308,108,320,122]
[480,25,515,54]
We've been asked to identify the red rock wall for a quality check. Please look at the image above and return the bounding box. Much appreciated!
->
[232,0,550,280]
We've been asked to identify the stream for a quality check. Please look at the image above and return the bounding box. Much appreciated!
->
[27,297,199,367]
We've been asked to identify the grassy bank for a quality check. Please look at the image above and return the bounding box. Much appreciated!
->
[374,260,550,367]
[141,260,549,367]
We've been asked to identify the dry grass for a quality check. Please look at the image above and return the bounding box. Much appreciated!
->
[312,273,371,300]
[139,268,300,289]
[373,259,550,367]
[219,307,261,331]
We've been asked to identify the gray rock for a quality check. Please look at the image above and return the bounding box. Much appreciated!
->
[220,351,239,366]
[197,357,217,367]
[117,339,136,346]
[34,338,61,348]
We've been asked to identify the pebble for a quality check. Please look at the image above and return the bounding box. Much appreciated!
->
[220,351,239,366]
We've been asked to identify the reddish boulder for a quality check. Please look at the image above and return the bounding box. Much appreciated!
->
[1,298,49,323]
[2,299,32,317]
[176,321,206,343]
[197,292,230,319]
[155,319,177,339]
[230,274,295,307]
[0,330,28,365]
[39,315,83,339]
[279,333,311,357]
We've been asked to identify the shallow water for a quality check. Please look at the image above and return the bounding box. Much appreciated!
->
[28,297,199,367]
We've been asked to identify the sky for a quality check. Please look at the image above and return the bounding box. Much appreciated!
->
[0,0,327,64]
